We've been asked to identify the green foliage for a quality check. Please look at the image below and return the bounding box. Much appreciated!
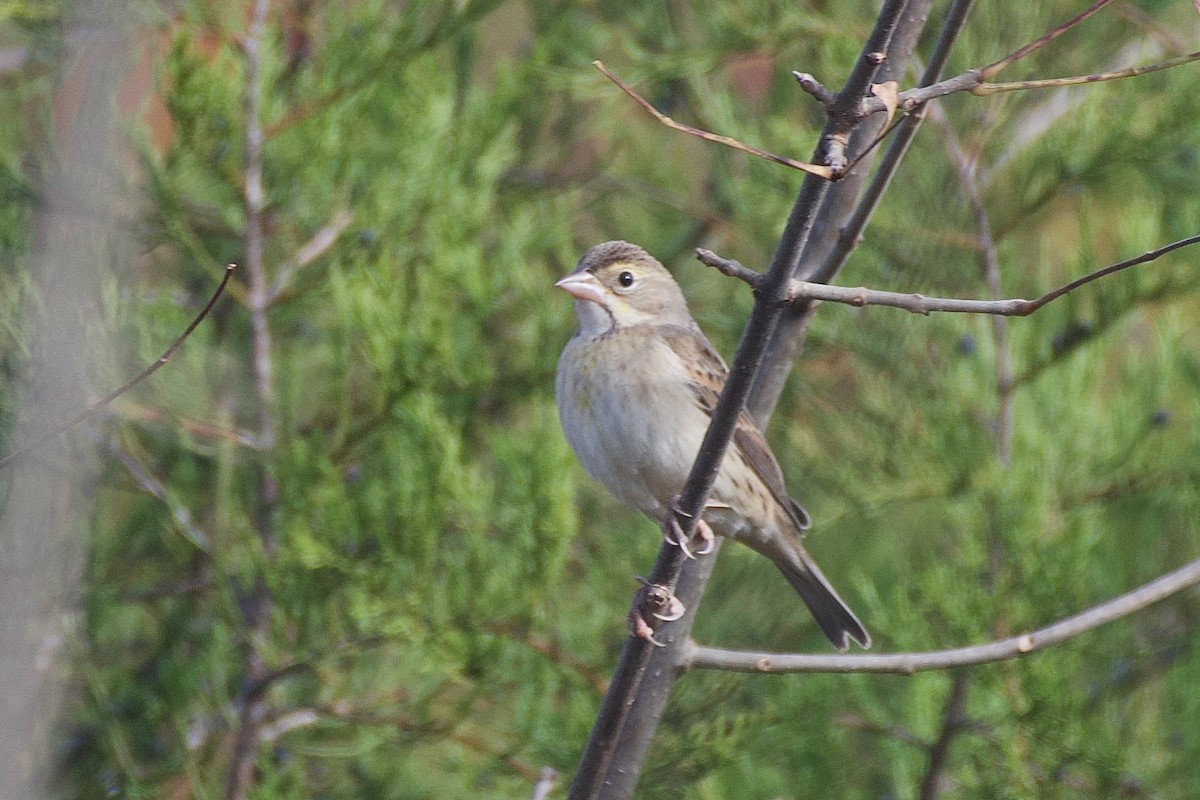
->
[0,0,1197,797]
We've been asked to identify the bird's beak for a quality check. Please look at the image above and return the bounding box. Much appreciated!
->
[554,271,606,305]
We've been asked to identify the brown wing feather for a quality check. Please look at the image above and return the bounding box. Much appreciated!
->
[732,425,811,530]
[661,325,812,531]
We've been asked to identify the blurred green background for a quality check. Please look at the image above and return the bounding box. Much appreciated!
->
[1,0,1199,797]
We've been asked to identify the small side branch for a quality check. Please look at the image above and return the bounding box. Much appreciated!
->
[92,431,212,551]
[684,555,1200,675]
[0,265,236,471]
[697,234,1200,317]
[792,72,836,106]
[695,248,762,287]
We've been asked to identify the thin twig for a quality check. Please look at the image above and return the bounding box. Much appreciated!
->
[91,431,211,551]
[117,402,261,449]
[697,234,1200,317]
[0,264,235,471]
[684,555,1200,674]
[695,248,762,285]
[850,0,1199,118]
[243,21,275,450]
[980,0,1114,79]
[792,72,836,106]
[838,113,909,178]
[592,60,834,179]
[975,49,1200,95]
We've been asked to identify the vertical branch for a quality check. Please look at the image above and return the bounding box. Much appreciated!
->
[225,1,277,798]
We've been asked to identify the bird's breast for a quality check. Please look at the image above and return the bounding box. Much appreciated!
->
[556,329,709,517]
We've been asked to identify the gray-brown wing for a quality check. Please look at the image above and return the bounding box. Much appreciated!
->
[661,325,812,531]
[732,424,811,530]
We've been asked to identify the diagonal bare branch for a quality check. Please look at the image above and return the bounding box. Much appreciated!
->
[568,3,920,798]
[684,555,1200,674]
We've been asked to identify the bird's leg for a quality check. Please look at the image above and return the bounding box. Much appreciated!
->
[629,577,686,646]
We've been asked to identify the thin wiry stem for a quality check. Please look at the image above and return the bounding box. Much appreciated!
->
[91,431,211,551]
[863,50,1200,115]
[0,265,235,472]
[269,208,353,301]
[974,49,1200,95]
[591,61,834,179]
[979,0,1114,78]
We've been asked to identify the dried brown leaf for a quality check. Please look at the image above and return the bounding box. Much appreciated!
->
[871,81,901,126]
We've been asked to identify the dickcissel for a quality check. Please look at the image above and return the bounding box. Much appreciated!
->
[554,241,869,650]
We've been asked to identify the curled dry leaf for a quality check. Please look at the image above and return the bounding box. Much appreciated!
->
[871,80,900,125]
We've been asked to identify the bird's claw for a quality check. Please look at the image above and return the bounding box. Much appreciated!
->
[661,501,694,555]
[661,497,717,558]
[662,513,695,559]
[629,578,686,646]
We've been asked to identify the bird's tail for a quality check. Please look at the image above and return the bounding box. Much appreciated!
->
[768,536,870,651]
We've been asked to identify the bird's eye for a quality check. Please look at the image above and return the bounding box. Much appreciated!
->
[617,270,635,288]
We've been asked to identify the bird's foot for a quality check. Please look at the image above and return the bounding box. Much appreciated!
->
[661,498,721,558]
[629,577,685,646]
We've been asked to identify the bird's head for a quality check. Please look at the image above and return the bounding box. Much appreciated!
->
[555,241,692,336]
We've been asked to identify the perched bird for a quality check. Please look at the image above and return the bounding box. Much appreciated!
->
[554,240,869,650]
